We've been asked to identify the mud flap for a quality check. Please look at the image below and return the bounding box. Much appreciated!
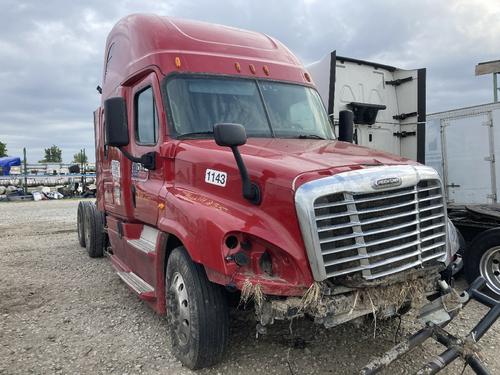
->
[360,276,500,375]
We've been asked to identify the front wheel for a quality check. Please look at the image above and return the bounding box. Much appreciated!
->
[166,247,229,369]
[464,228,500,297]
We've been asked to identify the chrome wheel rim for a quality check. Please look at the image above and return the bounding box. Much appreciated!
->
[168,272,190,346]
[479,246,500,295]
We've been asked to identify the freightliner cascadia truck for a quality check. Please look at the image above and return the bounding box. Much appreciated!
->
[77,14,499,372]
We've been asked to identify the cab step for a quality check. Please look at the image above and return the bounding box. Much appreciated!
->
[126,225,158,254]
[117,271,156,301]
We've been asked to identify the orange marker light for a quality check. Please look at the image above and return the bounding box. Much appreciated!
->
[304,72,311,82]
[235,62,241,72]
[158,202,165,210]
[175,57,181,69]
[263,65,270,75]
[249,64,256,74]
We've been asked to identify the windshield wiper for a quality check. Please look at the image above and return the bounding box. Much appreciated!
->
[297,134,326,140]
[177,131,214,139]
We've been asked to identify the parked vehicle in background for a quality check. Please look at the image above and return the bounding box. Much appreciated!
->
[0,156,21,175]
[427,102,500,295]
[78,15,488,371]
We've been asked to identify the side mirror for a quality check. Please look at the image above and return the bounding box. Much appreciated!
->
[213,123,260,205]
[103,97,156,170]
[104,97,129,147]
[214,123,247,147]
[338,110,354,143]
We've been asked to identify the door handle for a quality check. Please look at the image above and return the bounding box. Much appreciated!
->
[131,184,136,207]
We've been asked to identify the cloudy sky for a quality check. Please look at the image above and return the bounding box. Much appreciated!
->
[0,0,498,162]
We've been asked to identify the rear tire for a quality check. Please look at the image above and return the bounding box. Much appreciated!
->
[83,202,105,258]
[77,201,88,248]
[166,247,229,369]
[464,228,500,298]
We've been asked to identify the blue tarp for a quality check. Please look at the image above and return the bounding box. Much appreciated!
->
[0,157,21,175]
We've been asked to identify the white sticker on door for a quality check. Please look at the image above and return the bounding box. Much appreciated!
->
[111,159,120,179]
[205,169,227,187]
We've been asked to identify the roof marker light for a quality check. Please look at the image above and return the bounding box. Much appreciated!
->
[263,65,270,75]
[235,62,241,72]
[304,72,311,82]
[249,64,256,74]
[175,57,181,69]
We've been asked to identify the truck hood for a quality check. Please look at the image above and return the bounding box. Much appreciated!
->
[239,138,412,169]
[174,138,417,190]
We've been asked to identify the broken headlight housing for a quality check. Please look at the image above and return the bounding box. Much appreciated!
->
[447,218,460,259]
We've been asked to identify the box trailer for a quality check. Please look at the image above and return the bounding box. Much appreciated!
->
[426,102,500,297]
[426,102,500,205]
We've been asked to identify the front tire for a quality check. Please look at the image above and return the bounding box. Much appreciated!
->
[464,228,500,297]
[166,247,229,369]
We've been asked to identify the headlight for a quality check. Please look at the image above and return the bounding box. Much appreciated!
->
[447,218,460,258]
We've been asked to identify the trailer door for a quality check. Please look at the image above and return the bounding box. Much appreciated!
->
[442,113,495,204]
[395,68,426,163]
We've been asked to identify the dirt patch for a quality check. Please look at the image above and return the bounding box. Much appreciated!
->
[0,285,47,314]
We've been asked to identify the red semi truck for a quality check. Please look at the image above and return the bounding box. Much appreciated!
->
[77,14,498,372]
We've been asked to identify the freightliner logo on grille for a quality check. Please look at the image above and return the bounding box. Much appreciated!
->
[371,176,403,189]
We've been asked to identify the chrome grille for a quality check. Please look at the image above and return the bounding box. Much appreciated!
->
[313,180,446,280]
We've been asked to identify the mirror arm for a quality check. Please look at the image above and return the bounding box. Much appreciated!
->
[118,147,156,170]
[230,146,261,205]
[118,147,141,163]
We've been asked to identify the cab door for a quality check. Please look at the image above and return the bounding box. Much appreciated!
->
[128,73,164,225]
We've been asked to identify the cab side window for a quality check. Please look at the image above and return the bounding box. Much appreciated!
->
[135,87,158,144]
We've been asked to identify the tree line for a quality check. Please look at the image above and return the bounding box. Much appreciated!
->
[0,141,88,163]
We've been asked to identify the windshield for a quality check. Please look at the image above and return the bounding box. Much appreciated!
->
[165,75,334,139]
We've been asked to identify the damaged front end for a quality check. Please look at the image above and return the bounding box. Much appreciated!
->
[276,165,458,328]
[250,267,461,332]
[242,272,498,374]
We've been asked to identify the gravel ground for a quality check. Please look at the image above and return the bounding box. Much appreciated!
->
[0,199,499,375]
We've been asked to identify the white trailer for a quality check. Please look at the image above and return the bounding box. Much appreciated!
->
[426,102,500,296]
[426,102,500,205]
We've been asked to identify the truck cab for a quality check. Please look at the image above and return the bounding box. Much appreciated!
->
[79,14,460,370]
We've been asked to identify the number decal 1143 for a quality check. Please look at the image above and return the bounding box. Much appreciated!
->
[205,169,227,187]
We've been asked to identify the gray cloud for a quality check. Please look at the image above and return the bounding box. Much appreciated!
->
[0,0,498,162]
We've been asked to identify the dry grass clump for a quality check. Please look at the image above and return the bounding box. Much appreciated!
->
[240,279,265,308]
[459,336,482,360]
[354,277,429,338]
[358,277,429,313]
[299,282,322,312]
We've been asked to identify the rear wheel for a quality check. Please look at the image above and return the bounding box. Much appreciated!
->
[166,247,229,369]
[77,201,88,247]
[464,228,500,297]
[83,202,105,258]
